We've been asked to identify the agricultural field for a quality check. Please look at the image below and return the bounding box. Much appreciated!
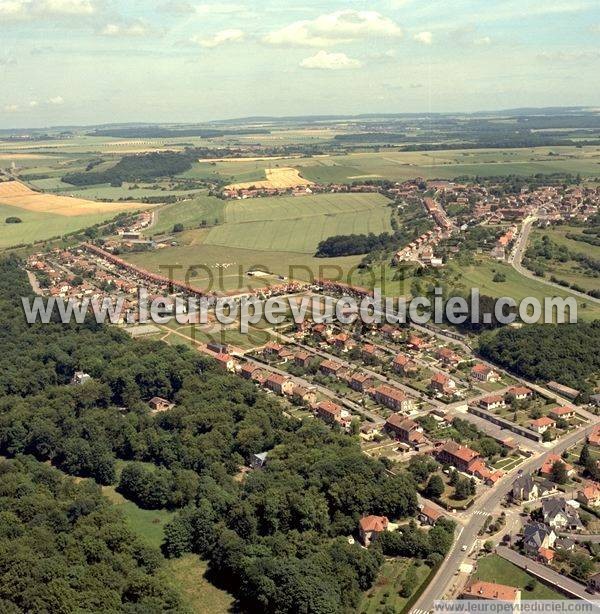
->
[297,146,600,183]
[0,181,147,248]
[205,192,392,252]
[149,194,225,235]
[226,166,313,190]
[125,192,390,291]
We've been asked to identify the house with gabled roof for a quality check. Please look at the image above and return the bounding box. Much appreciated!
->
[358,515,389,546]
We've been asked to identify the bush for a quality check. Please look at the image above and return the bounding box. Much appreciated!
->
[4,217,22,224]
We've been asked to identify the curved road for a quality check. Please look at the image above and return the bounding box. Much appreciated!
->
[509,217,600,305]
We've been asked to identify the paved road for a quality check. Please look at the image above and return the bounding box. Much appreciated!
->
[243,355,385,424]
[273,330,443,409]
[496,546,594,601]
[509,217,600,305]
[409,419,600,614]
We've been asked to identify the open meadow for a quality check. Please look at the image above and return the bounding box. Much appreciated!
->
[0,180,148,248]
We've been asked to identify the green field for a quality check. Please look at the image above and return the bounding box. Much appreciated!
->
[125,192,389,291]
[0,202,143,249]
[150,194,226,235]
[296,147,600,183]
[474,554,567,600]
[204,192,392,253]
[448,256,600,321]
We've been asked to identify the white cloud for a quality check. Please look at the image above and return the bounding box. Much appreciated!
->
[264,10,402,47]
[537,50,600,62]
[3,104,19,112]
[101,21,151,37]
[29,100,38,107]
[413,31,432,45]
[0,0,96,20]
[195,2,245,16]
[48,95,64,104]
[299,50,363,70]
[192,28,245,48]
[473,36,491,45]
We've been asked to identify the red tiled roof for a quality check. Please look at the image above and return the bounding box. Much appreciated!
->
[359,515,389,532]
[463,581,519,602]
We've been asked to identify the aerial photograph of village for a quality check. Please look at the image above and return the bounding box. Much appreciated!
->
[1,1,600,613]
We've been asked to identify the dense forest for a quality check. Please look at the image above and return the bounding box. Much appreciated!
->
[479,322,600,399]
[61,151,196,186]
[0,455,183,613]
[0,255,435,613]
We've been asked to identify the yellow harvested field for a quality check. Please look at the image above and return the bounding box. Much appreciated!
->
[0,180,145,216]
[226,167,313,190]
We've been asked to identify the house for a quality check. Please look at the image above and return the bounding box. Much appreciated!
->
[437,441,481,472]
[590,394,600,408]
[530,416,556,434]
[436,347,462,366]
[418,503,443,526]
[407,335,428,351]
[385,414,424,447]
[213,352,235,372]
[250,451,268,469]
[393,353,419,376]
[148,396,175,413]
[294,350,312,368]
[522,522,557,555]
[265,373,294,396]
[549,406,576,421]
[430,372,456,395]
[537,547,555,565]
[508,386,533,401]
[589,427,600,447]
[471,363,500,383]
[71,371,92,385]
[358,515,389,546]
[314,400,343,425]
[547,380,579,401]
[542,497,583,531]
[578,483,600,507]
[537,479,558,498]
[319,359,345,377]
[291,385,317,406]
[263,342,293,362]
[240,363,262,380]
[263,341,284,357]
[380,324,402,341]
[362,344,380,361]
[540,454,574,479]
[511,474,539,502]
[461,581,521,604]
[479,395,505,411]
[371,385,414,412]
[469,460,503,486]
[331,332,355,351]
[349,372,374,393]
[555,537,575,551]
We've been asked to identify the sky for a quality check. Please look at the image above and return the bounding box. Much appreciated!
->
[1,0,599,128]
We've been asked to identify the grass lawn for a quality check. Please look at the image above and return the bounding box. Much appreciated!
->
[162,554,235,614]
[446,257,600,322]
[474,555,567,599]
[101,485,174,549]
[358,558,432,614]
[149,194,226,235]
